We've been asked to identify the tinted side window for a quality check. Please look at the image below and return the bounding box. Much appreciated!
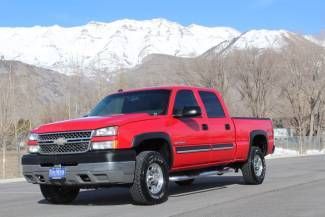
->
[199,91,225,118]
[173,90,199,114]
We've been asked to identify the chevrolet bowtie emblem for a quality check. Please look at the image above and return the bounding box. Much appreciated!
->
[54,137,67,146]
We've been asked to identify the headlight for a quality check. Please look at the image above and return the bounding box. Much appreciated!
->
[28,133,39,141]
[92,141,117,150]
[28,145,40,153]
[94,126,118,136]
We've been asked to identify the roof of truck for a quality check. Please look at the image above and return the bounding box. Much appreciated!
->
[115,85,218,93]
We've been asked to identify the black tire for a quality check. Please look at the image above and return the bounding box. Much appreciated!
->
[130,151,169,205]
[175,179,195,186]
[40,185,80,204]
[241,146,266,185]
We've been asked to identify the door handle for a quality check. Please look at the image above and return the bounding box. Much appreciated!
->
[202,124,209,131]
[225,124,231,130]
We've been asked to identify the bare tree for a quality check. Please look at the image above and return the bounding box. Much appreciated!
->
[0,62,15,178]
[177,55,230,98]
[281,42,325,137]
[231,49,279,118]
[87,57,113,101]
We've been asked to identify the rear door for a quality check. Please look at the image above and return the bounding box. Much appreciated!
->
[170,89,211,168]
[198,90,236,162]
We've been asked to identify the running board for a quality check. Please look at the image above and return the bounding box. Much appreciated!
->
[169,167,234,182]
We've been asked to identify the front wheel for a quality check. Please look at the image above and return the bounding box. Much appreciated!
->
[40,185,80,204]
[130,151,169,205]
[241,147,266,185]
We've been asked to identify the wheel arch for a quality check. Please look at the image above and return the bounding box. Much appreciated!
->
[249,130,268,156]
[132,132,173,168]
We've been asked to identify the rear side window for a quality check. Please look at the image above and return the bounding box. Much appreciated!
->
[173,90,199,114]
[199,91,225,118]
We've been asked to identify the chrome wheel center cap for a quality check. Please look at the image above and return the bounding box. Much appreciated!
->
[146,163,164,194]
[253,155,263,177]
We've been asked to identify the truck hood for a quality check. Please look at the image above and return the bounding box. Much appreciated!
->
[34,113,158,133]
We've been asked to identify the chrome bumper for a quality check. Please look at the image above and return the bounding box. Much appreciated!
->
[23,161,135,185]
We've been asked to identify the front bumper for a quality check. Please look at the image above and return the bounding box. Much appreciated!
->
[22,150,136,186]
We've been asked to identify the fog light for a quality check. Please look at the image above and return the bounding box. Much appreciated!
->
[92,141,117,150]
[28,145,40,153]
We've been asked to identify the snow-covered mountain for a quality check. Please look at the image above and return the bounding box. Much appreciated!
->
[230,30,291,49]
[201,29,324,58]
[0,18,322,74]
[0,19,239,74]
[305,35,325,47]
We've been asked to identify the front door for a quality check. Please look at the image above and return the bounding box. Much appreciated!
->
[170,89,211,168]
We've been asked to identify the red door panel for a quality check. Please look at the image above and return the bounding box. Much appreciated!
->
[207,118,236,162]
[168,89,211,168]
[198,90,236,162]
[170,117,210,168]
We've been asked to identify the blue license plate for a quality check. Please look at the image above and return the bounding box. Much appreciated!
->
[49,167,66,180]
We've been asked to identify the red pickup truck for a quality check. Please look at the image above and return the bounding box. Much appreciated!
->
[22,86,274,205]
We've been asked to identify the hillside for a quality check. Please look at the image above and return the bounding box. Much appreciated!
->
[0,60,97,124]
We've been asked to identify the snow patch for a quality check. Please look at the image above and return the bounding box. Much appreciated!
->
[267,147,299,159]
[305,149,325,155]
[267,147,325,159]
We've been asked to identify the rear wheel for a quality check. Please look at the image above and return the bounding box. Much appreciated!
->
[175,179,195,186]
[241,147,266,185]
[130,151,169,205]
[40,185,80,204]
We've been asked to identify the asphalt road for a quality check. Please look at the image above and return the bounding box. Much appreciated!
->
[1,155,325,217]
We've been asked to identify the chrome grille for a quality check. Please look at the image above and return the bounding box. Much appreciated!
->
[38,131,92,141]
[38,131,92,155]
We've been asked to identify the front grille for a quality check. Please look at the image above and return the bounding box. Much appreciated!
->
[38,131,92,141]
[38,131,92,155]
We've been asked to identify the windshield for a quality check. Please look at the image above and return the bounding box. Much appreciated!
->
[88,89,171,116]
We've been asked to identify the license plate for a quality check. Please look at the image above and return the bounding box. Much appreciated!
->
[49,167,66,180]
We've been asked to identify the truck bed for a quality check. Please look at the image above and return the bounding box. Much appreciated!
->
[231,117,274,161]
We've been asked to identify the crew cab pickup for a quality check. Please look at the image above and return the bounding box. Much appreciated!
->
[22,86,274,204]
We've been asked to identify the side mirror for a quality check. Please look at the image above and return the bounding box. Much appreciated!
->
[174,106,202,118]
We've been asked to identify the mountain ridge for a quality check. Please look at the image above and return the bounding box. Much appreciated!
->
[0,18,323,75]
